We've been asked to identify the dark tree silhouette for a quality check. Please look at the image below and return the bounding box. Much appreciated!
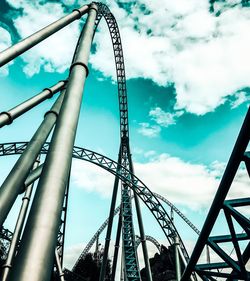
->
[141,245,176,281]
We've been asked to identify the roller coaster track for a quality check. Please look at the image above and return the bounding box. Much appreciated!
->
[72,192,200,270]
[0,141,191,267]
[135,235,161,252]
[94,4,148,278]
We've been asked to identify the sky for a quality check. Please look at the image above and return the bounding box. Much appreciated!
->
[0,0,249,278]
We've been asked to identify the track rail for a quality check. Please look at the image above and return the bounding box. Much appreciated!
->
[72,193,200,270]
[0,141,191,265]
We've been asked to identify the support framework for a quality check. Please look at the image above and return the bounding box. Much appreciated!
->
[181,107,250,280]
[0,1,248,281]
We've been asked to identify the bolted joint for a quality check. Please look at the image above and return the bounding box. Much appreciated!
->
[2,263,12,269]
[59,79,68,90]
[0,111,13,125]
[42,87,53,98]
[72,9,83,19]
[70,62,89,77]
[44,110,59,119]
[22,196,31,201]
[88,6,98,14]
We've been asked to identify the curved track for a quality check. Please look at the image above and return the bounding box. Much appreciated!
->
[135,235,161,252]
[0,3,194,279]
[0,141,191,264]
[73,193,200,269]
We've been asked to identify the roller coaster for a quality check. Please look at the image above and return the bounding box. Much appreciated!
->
[0,2,249,281]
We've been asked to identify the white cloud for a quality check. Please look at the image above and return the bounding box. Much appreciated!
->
[0,27,13,76]
[230,91,250,108]
[149,107,183,127]
[6,0,81,76]
[90,0,250,114]
[71,151,249,211]
[64,243,86,269]
[4,0,250,113]
[137,122,161,138]
[134,154,249,210]
[71,159,114,198]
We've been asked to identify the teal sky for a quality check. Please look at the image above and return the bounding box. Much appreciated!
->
[0,0,249,273]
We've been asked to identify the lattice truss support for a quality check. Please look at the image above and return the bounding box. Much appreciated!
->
[181,108,250,281]
[0,1,248,281]
[0,2,194,281]
[0,142,192,271]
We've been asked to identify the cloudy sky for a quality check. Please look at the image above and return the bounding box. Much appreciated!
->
[0,0,249,275]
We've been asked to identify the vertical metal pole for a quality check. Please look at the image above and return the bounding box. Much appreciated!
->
[181,107,250,280]
[120,248,125,281]
[111,211,122,281]
[127,147,152,281]
[8,5,97,281]
[1,158,40,281]
[94,231,100,261]
[177,247,195,281]
[58,165,71,267]
[55,250,65,281]
[206,245,210,264]
[99,150,121,281]
[0,91,65,227]
[133,193,152,281]
[174,236,181,281]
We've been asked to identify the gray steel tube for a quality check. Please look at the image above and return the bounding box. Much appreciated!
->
[1,159,40,281]
[127,146,152,281]
[0,91,65,227]
[111,211,122,281]
[0,5,89,66]
[8,5,98,281]
[177,246,195,281]
[0,80,66,128]
[99,168,120,281]
[174,237,181,281]
[55,250,65,281]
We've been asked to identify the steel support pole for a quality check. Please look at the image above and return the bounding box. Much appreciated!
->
[0,5,89,67]
[177,246,195,281]
[174,236,181,281]
[94,231,100,261]
[55,250,65,281]
[1,158,40,281]
[181,107,250,280]
[128,147,152,281]
[58,168,71,266]
[0,80,66,128]
[8,5,97,281]
[0,91,65,227]
[111,211,123,281]
[99,150,121,281]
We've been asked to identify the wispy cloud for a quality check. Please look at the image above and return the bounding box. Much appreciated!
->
[2,0,250,114]
[91,0,250,114]
[4,0,81,76]
[71,152,249,211]
[230,91,250,109]
[149,107,183,127]
[0,27,13,76]
[137,122,161,138]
